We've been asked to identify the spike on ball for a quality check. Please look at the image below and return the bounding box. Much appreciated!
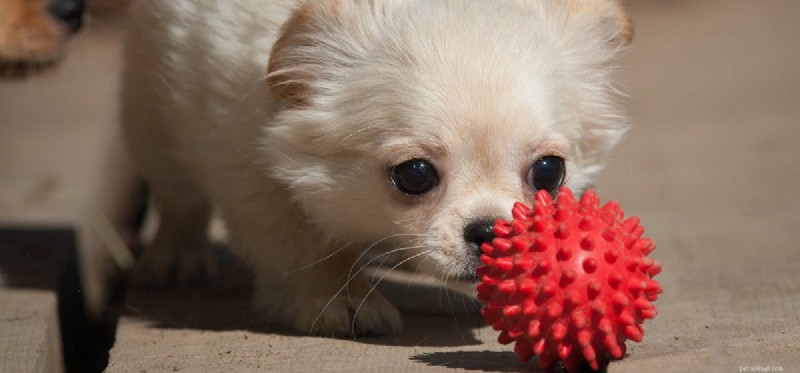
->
[476,187,661,372]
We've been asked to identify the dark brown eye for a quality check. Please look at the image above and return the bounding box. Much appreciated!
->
[389,159,438,195]
[527,156,565,193]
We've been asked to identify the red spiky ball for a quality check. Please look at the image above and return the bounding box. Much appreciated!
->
[476,187,662,372]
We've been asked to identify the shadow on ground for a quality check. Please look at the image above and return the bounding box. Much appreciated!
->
[121,245,485,348]
[411,350,542,372]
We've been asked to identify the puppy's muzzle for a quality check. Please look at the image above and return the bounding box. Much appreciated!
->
[460,218,497,281]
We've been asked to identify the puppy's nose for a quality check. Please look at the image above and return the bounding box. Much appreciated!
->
[49,0,85,33]
[463,219,496,256]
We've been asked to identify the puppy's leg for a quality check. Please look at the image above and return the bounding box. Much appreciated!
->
[138,179,215,284]
[260,251,403,337]
[220,182,402,336]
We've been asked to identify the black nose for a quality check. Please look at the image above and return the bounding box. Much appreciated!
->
[464,219,496,256]
[49,0,85,33]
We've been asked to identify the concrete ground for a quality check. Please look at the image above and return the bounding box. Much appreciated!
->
[2,0,799,372]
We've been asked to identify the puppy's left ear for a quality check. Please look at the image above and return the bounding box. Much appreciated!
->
[567,0,633,46]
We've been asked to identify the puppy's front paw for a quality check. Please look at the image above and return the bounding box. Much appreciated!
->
[293,292,402,337]
[134,240,217,286]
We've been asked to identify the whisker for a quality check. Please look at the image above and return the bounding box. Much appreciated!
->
[350,250,432,337]
[281,242,349,275]
[308,244,425,335]
[411,249,434,274]
[441,267,468,345]
[345,242,426,304]
[347,233,429,285]
[339,123,380,144]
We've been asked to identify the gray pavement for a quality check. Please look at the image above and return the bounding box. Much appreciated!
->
[2,1,799,372]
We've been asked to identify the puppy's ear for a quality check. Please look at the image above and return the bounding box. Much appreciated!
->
[567,0,633,46]
[266,1,359,106]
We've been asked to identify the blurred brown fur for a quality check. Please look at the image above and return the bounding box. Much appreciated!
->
[0,0,73,78]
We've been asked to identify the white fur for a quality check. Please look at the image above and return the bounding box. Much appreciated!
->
[122,0,630,336]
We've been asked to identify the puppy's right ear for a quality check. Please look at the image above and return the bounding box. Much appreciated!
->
[566,0,633,46]
[266,1,355,107]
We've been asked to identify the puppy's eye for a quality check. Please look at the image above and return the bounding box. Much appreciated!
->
[527,156,565,193]
[389,159,439,195]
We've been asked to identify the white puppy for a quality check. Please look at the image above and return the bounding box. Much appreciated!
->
[122,0,632,336]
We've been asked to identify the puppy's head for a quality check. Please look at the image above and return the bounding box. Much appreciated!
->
[0,0,84,78]
[265,0,631,280]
